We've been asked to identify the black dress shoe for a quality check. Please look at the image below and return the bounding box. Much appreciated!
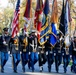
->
[40,67,43,72]
[14,70,17,73]
[48,68,51,72]
[64,69,67,73]
[56,70,59,73]
[32,70,34,72]
[23,68,25,73]
[64,71,66,73]
[40,69,42,72]
[1,70,4,73]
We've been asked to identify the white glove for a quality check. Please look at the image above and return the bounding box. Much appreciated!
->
[46,51,48,55]
[54,53,56,56]
[10,54,12,57]
[38,52,39,54]
[3,41,6,44]
[70,55,72,58]
[62,53,64,56]
[8,51,10,54]
[29,52,31,55]
[20,52,22,54]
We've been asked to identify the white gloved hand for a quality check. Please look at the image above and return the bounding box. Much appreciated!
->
[38,52,39,54]
[10,54,12,57]
[8,51,10,54]
[70,55,72,59]
[29,52,31,55]
[3,41,6,44]
[46,51,48,55]
[54,53,56,56]
[20,52,22,54]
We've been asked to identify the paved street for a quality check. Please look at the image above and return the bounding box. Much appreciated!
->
[0,57,76,75]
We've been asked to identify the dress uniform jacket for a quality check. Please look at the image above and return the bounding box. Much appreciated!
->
[19,35,29,53]
[10,36,20,54]
[0,34,11,52]
[28,35,38,52]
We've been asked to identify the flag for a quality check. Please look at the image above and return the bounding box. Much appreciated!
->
[50,23,57,46]
[50,0,58,47]
[59,0,71,47]
[51,0,58,24]
[59,0,71,35]
[24,0,32,32]
[65,0,71,35]
[24,0,32,20]
[11,0,20,38]
[34,0,44,40]
[59,0,65,35]
[64,0,71,47]
[39,0,50,45]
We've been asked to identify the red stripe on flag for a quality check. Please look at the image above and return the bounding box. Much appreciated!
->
[12,10,19,38]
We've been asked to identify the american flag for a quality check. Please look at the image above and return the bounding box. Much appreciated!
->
[11,0,20,38]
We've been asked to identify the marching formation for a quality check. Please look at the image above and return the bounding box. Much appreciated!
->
[0,27,76,74]
[0,0,76,74]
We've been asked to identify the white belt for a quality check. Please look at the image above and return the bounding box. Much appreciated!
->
[58,51,61,53]
[74,48,76,51]
[38,46,45,48]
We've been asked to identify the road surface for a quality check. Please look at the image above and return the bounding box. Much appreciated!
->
[0,56,76,75]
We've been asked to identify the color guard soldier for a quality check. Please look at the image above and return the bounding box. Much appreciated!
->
[28,30,38,72]
[38,43,47,72]
[0,28,11,73]
[71,36,76,73]
[19,29,29,72]
[62,37,70,73]
[54,33,63,73]
[0,29,2,70]
[10,33,20,73]
[45,36,54,72]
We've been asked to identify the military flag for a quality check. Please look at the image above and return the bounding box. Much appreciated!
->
[34,0,44,40]
[39,0,50,45]
[24,0,32,32]
[59,0,71,35]
[64,0,71,47]
[65,0,71,35]
[50,0,58,46]
[11,0,20,38]
[59,0,71,47]
[59,0,65,35]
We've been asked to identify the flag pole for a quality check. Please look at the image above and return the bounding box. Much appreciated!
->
[69,0,72,38]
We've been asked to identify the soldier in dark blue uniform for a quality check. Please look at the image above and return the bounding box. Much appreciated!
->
[0,28,11,73]
[19,29,29,72]
[38,43,47,72]
[0,28,2,69]
[62,37,70,73]
[45,36,54,72]
[28,30,38,72]
[71,36,76,73]
[54,33,63,73]
[10,33,20,73]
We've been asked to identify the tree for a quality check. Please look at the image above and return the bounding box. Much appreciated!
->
[8,0,16,9]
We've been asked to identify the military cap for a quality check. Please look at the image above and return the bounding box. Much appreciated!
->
[3,27,8,31]
[21,28,24,32]
[74,36,76,38]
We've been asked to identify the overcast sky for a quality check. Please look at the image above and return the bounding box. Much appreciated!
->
[0,0,76,8]
[0,0,8,8]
